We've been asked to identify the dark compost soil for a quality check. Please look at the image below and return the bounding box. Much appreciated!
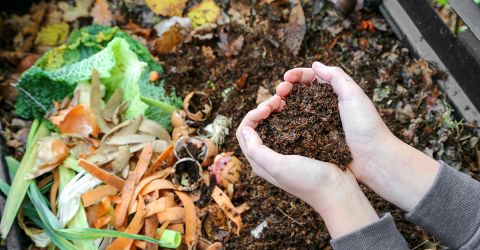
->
[256,79,352,170]
[2,0,480,249]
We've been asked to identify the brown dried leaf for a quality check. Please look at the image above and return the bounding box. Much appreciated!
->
[90,0,112,27]
[6,128,29,149]
[201,46,215,59]
[256,86,272,105]
[282,0,305,56]
[154,24,184,54]
[230,0,251,16]
[218,27,244,57]
[234,73,247,89]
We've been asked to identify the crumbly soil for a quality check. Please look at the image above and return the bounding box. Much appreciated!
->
[255,79,352,170]
[3,1,479,249]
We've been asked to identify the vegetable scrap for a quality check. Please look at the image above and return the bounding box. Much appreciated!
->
[1,51,245,249]
[2,0,479,249]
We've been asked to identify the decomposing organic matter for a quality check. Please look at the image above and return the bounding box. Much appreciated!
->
[256,79,352,170]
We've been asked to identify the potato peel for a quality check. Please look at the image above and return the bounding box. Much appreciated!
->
[211,186,242,235]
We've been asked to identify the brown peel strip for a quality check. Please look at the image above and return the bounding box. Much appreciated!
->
[77,158,126,190]
[145,214,158,250]
[86,196,111,228]
[107,195,145,250]
[139,179,174,196]
[94,215,112,229]
[144,145,174,178]
[90,69,110,134]
[174,191,197,250]
[211,186,242,235]
[134,142,154,185]
[109,195,123,205]
[113,171,136,229]
[235,202,251,214]
[128,167,172,211]
[155,220,171,241]
[156,207,185,223]
[131,196,168,216]
[166,223,184,234]
[81,185,119,207]
[50,168,59,215]
[134,240,146,249]
[206,242,224,250]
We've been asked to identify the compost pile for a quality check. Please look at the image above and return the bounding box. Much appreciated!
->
[256,79,352,170]
[1,0,480,249]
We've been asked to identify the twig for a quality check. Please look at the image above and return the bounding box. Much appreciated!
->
[459,123,480,128]
[10,83,48,112]
[276,207,303,226]
[412,240,428,250]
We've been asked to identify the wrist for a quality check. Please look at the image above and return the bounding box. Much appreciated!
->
[360,136,440,212]
[312,172,379,239]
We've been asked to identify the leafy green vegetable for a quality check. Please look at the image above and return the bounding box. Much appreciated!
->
[14,68,76,121]
[37,38,149,120]
[142,79,182,131]
[16,24,182,129]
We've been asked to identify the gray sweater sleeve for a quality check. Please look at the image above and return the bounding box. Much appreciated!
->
[330,213,410,249]
[405,160,480,249]
[331,160,480,250]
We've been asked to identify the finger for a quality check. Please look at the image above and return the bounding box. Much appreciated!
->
[311,62,363,98]
[238,105,273,130]
[276,81,293,98]
[236,105,274,154]
[240,127,285,178]
[284,68,316,84]
[257,95,282,111]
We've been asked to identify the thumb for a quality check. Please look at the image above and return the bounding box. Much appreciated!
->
[311,61,363,98]
[240,127,285,177]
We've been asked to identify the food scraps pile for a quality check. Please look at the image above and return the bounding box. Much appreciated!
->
[0,18,248,249]
[1,0,480,249]
[256,79,352,170]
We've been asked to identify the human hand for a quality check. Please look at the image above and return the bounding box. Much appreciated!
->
[236,91,379,239]
[278,62,440,212]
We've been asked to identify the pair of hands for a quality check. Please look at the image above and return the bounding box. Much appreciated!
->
[236,62,440,238]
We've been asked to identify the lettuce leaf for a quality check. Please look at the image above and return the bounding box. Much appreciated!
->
[15,24,182,129]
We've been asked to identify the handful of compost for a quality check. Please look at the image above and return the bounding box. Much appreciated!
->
[256,79,352,170]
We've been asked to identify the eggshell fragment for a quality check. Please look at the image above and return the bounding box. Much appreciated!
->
[183,91,212,122]
[171,110,187,128]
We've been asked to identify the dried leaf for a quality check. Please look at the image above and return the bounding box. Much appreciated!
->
[6,128,29,149]
[90,0,112,27]
[154,24,184,54]
[256,86,272,105]
[146,0,188,17]
[201,46,215,59]
[218,27,244,57]
[34,22,69,46]
[282,0,306,56]
[58,0,92,22]
[187,0,221,30]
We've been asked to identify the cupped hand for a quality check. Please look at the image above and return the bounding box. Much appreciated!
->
[277,62,396,184]
[277,62,440,212]
[235,91,379,238]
